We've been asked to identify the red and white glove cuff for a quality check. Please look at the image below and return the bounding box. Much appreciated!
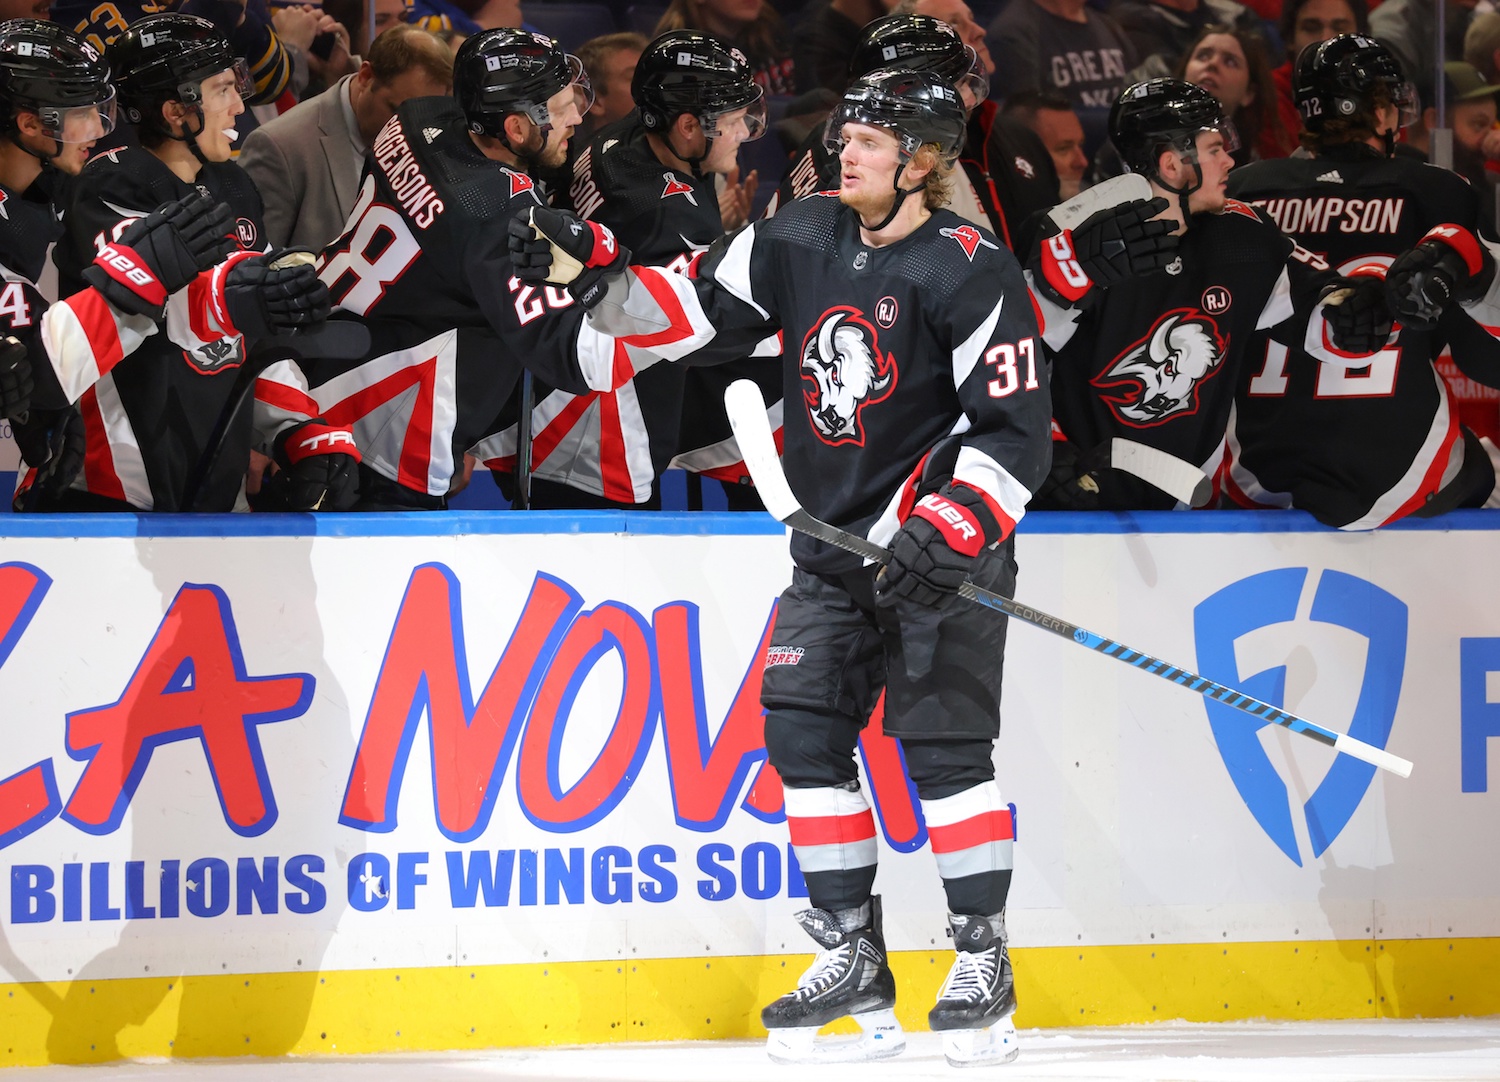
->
[1422,224,1484,276]
[93,242,168,309]
[283,420,361,465]
[585,221,621,269]
[206,249,260,334]
[1040,230,1093,304]
[911,491,987,557]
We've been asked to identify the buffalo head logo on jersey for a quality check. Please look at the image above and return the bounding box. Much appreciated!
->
[1092,308,1227,427]
[800,307,896,445]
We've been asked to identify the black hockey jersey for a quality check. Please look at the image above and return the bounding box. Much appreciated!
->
[1224,145,1500,528]
[1036,198,1336,509]
[54,146,280,512]
[581,194,1053,574]
[488,115,724,502]
[767,101,1060,256]
[294,97,645,501]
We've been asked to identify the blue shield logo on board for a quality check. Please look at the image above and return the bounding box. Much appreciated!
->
[1192,568,1405,865]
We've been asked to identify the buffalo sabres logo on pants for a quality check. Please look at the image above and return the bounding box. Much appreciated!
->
[800,306,897,445]
[1092,308,1227,427]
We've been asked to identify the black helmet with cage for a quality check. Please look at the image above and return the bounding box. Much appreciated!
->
[1292,33,1417,154]
[847,13,988,105]
[0,19,116,157]
[454,28,592,146]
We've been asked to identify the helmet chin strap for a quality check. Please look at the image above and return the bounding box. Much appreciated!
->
[166,105,212,167]
[8,129,61,167]
[499,114,551,174]
[865,158,925,232]
[664,126,710,178]
[1155,146,1202,219]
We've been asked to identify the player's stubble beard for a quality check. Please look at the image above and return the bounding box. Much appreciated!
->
[839,183,897,226]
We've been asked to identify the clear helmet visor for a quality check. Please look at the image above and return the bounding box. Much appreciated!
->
[188,58,254,111]
[1391,79,1420,128]
[703,87,768,143]
[1194,118,1240,156]
[527,54,594,130]
[38,87,117,143]
[954,45,989,109]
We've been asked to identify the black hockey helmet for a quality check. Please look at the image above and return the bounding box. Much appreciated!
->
[1110,78,1239,178]
[848,14,988,106]
[824,66,967,163]
[454,28,593,140]
[1292,34,1418,133]
[633,30,765,142]
[0,19,116,143]
[109,13,250,128]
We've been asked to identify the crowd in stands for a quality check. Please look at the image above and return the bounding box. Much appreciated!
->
[2,0,1499,523]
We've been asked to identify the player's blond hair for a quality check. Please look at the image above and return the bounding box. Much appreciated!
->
[913,144,955,210]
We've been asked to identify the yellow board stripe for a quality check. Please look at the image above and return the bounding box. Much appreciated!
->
[4,937,1498,1066]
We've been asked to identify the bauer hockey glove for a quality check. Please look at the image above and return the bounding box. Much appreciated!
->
[216,249,331,341]
[1385,224,1498,330]
[1319,266,1395,356]
[507,206,631,309]
[11,406,85,510]
[263,418,361,511]
[83,191,237,320]
[1031,196,1177,306]
[877,483,1004,609]
[0,336,33,421]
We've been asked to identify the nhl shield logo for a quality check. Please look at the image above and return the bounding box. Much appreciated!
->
[940,225,998,261]
[800,306,897,446]
[1092,307,1227,427]
[661,173,698,205]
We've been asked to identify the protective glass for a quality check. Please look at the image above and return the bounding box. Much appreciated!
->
[37,88,117,142]
[703,87,767,143]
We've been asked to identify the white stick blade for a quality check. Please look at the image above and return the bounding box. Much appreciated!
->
[1109,438,1213,507]
[1333,733,1413,778]
[724,379,801,521]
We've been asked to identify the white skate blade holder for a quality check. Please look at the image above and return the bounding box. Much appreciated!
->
[765,1008,905,1065]
[941,1013,1020,1068]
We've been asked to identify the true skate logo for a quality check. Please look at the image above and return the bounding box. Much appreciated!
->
[765,645,804,667]
[661,174,698,205]
[1194,568,1406,865]
[1092,308,1226,427]
[800,307,896,446]
[297,430,356,453]
[940,225,998,262]
[504,169,534,199]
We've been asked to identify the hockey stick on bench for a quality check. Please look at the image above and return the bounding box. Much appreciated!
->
[723,380,1413,779]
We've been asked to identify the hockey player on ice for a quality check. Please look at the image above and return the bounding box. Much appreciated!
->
[509,67,1051,1066]
[1026,77,1396,510]
[1224,34,1500,528]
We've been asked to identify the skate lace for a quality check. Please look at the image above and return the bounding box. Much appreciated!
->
[794,943,852,999]
[938,947,997,1004]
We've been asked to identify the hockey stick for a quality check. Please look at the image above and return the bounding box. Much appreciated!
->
[723,380,1414,779]
[1108,438,1213,508]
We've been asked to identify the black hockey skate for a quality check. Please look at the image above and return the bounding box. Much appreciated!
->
[761,895,904,1064]
[929,911,1019,1067]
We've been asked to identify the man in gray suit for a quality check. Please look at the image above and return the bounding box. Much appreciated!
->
[241,24,454,250]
